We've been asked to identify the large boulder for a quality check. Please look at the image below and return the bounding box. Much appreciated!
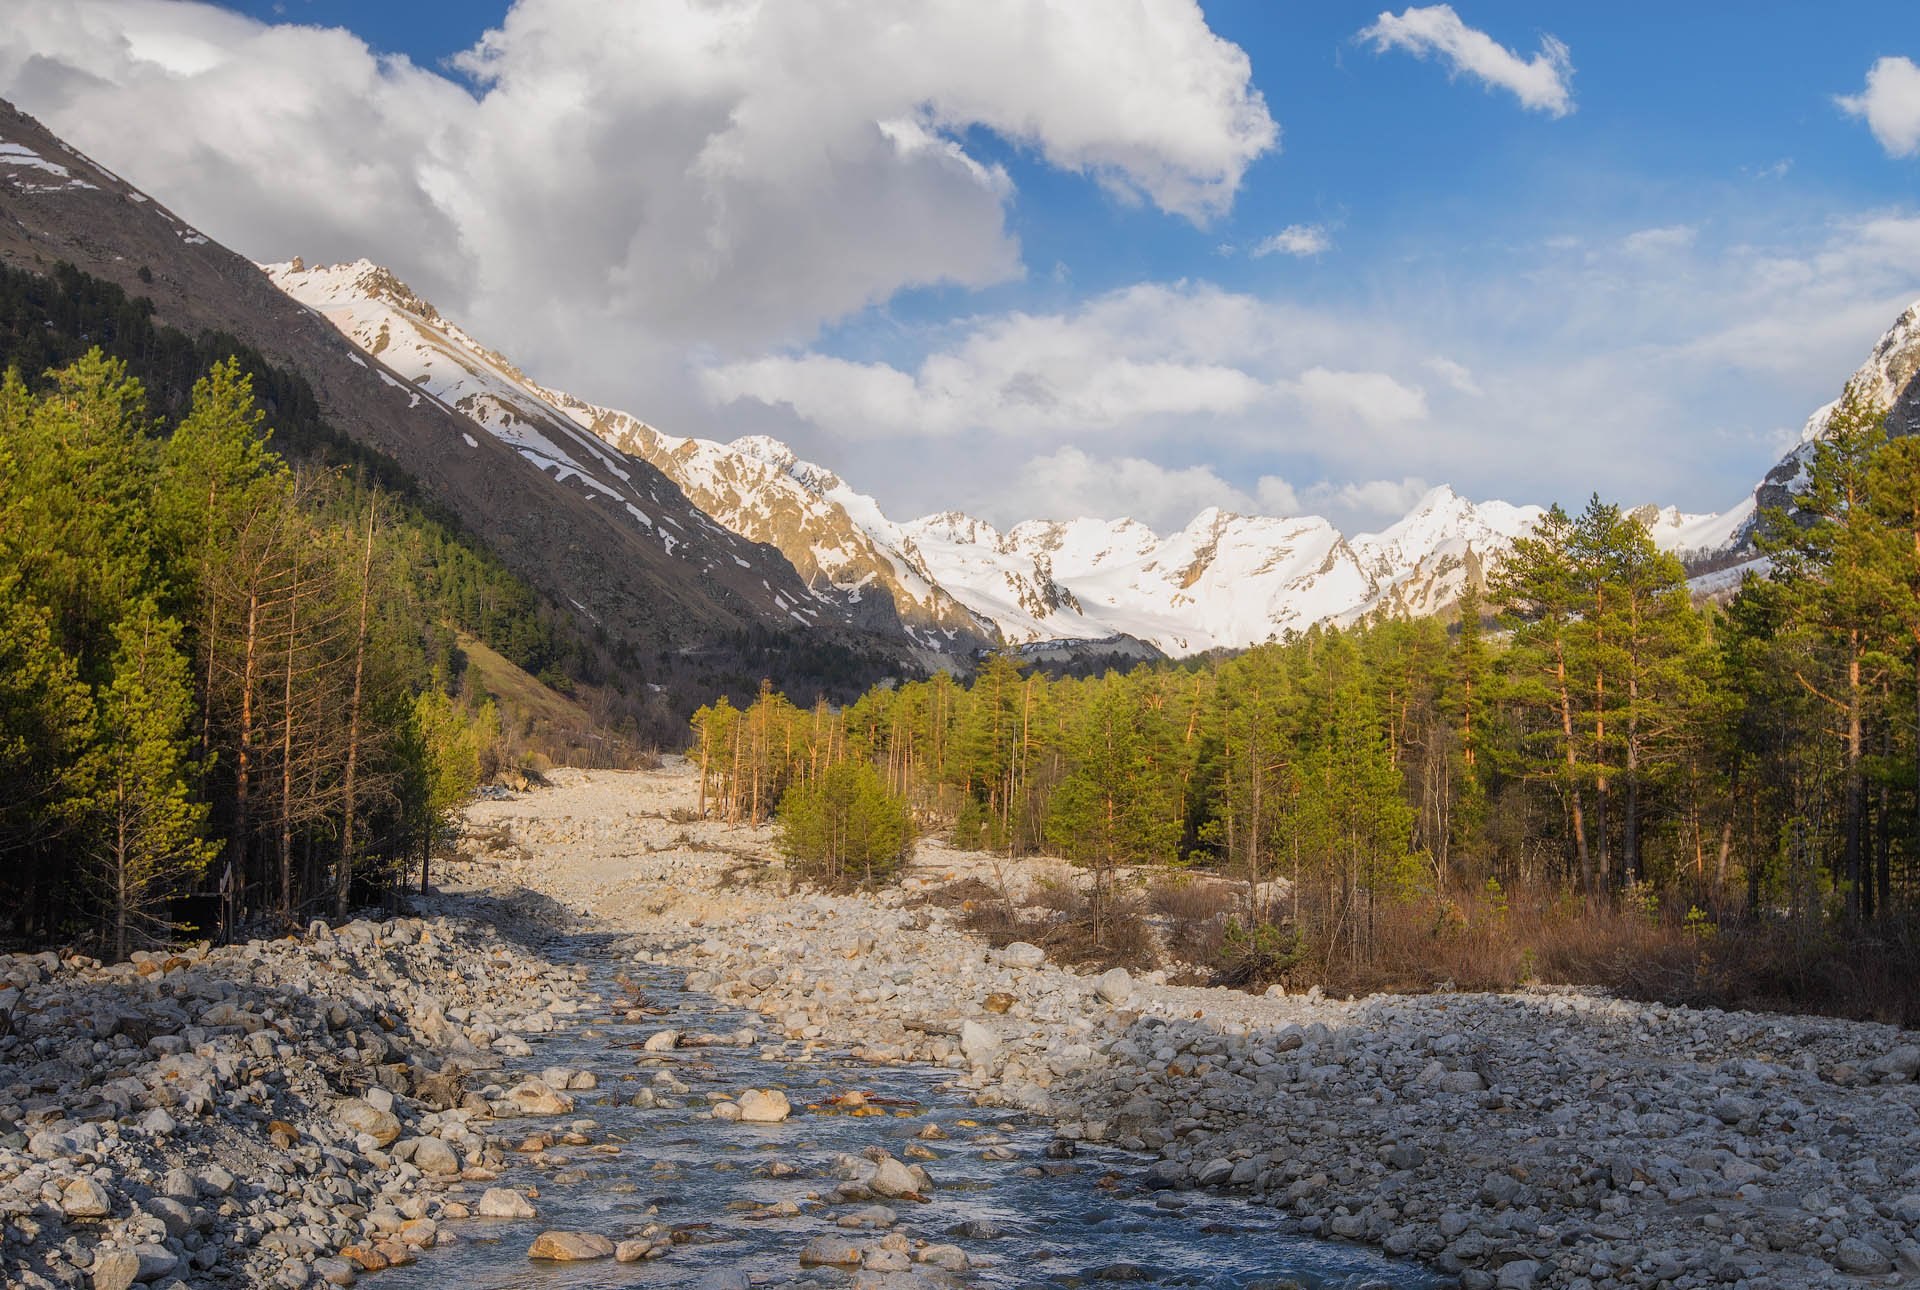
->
[504,1079,574,1115]
[737,1089,791,1123]
[869,1157,920,1198]
[527,1231,613,1261]
[408,1137,459,1175]
[334,1098,402,1146]
[798,1234,863,1267]
[61,1177,113,1218]
[960,1020,1000,1067]
[477,1188,537,1219]
[998,942,1046,969]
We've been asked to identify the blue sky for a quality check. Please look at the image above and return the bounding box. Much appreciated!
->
[6,2,1918,532]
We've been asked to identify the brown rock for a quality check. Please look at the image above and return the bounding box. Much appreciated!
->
[528,1231,614,1261]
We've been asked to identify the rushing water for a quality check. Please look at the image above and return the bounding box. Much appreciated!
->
[377,935,1449,1290]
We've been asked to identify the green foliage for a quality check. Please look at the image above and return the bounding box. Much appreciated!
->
[710,397,1920,981]
[1214,917,1305,989]
[80,602,218,957]
[777,759,914,889]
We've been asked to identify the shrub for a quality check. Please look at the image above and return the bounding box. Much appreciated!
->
[777,761,914,889]
[1213,918,1305,989]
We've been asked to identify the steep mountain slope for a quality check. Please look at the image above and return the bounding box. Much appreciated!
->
[264,259,993,656]
[0,100,899,695]
[1668,297,1920,570]
[264,257,1547,657]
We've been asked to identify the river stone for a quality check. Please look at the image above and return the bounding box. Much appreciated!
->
[528,1231,614,1261]
[313,1257,358,1286]
[505,1079,574,1115]
[90,1248,140,1290]
[1836,1238,1893,1274]
[1495,1260,1541,1289]
[642,1029,680,1052]
[409,1137,459,1175]
[999,942,1045,968]
[1872,1045,1920,1079]
[1094,967,1133,1005]
[798,1234,863,1267]
[334,1098,402,1146]
[869,1157,920,1197]
[615,1239,653,1262]
[960,1020,999,1066]
[477,1188,537,1219]
[738,1088,791,1123]
[130,1247,177,1281]
[61,1177,112,1218]
[918,1244,969,1271]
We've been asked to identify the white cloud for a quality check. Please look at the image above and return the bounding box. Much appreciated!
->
[1621,224,1698,256]
[1254,476,1303,516]
[705,282,1282,438]
[1422,356,1482,396]
[994,448,1259,531]
[1838,56,1920,158]
[1252,474,1434,525]
[1359,4,1573,118]
[1251,223,1331,257]
[0,0,1276,404]
[1285,367,1428,428]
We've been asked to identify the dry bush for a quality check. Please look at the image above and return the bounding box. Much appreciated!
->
[959,888,1155,972]
[667,805,703,824]
[910,877,1002,909]
[1148,874,1237,921]
[1148,874,1238,966]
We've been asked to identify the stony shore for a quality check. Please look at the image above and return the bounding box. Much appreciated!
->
[3,759,1917,1290]
[0,914,590,1289]
[450,764,1920,1290]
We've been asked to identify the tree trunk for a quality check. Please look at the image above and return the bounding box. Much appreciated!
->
[1553,636,1593,892]
[336,507,375,919]
[1844,640,1864,921]
[277,551,301,923]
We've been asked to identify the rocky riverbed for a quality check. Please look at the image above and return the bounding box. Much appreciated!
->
[3,760,1918,1289]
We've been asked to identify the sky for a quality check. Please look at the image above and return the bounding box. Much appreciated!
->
[3,1,1918,535]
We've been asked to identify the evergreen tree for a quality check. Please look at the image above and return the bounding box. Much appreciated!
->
[81,602,217,958]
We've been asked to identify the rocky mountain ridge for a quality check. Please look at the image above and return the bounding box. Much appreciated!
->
[266,259,1561,657]
[254,247,1919,659]
[0,100,909,702]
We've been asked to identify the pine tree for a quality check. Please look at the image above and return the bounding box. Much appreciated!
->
[1761,379,1899,918]
[81,602,217,958]
[1045,674,1179,940]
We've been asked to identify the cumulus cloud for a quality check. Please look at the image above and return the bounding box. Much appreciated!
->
[992,447,1261,532]
[1251,223,1331,257]
[705,282,1284,438]
[0,0,1276,403]
[1838,56,1920,158]
[1359,5,1574,117]
[1251,475,1435,526]
[1284,367,1428,428]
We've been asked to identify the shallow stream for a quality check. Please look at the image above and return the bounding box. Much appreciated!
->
[376,935,1448,1290]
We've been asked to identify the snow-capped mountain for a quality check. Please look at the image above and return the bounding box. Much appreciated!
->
[907,488,1541,654]
[1644,295,1920,575]
[265,258,993,655]
[0,98,895,697]
[264,257,1561,658]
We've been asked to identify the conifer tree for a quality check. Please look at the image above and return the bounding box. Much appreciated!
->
[82,602,217,958]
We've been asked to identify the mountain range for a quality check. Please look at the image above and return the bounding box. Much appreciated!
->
[0,98,925,702]
[6,96,1920,680]
[266,254,1920,659]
